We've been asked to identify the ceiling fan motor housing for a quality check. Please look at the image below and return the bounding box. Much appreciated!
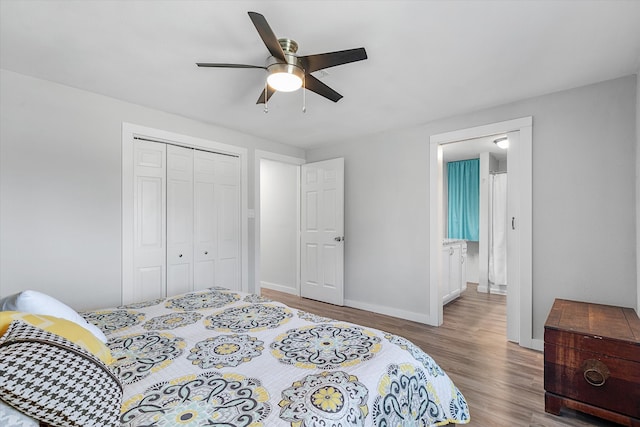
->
[265,38,305,91]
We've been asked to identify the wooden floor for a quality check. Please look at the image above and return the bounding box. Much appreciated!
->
[262,284,620,427]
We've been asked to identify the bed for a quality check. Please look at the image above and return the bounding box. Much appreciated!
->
[1,287,470,426]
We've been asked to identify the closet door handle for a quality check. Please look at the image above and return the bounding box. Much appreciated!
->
[512,217,516,230]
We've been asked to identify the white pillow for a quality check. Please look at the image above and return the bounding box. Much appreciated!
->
[0,290,108,343]
[0,401,39,427]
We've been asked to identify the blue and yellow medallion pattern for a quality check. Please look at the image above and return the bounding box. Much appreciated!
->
[279,371,369,427]
[204,304,293,332]
[143,311,203,330]
[120,372,271,426]
[109,332,186,385]
[372,363,447,426]
[188,334,264,369]
[271,323,382,370]
[385,333,445,376]
[165,290,240,311]
[81,310,145,335]
[80,288,470,426]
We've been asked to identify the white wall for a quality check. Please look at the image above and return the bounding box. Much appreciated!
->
[637,71,640,315]
[259,159,299,294]
[0,69,304,310]
[307,75,637,340]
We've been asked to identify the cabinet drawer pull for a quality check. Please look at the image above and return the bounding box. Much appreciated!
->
[582,359,610,387]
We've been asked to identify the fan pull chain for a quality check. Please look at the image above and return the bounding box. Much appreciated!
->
[302,74,306,113]
[264,80,268,113]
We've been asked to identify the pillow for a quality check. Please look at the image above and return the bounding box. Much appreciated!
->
[0,290,108,343]
[0,401,39,427]
[0,311,113,364]
[0,320,122,427]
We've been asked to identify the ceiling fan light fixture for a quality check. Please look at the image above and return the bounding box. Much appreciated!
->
[267,63,304,92]
[494,136,509,149]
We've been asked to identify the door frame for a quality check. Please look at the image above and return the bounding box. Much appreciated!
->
[429,117,540,351]
[254,150,305,296]
[122,122,249,304]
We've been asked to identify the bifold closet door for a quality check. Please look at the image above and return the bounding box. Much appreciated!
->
[213,153,240,290]
[167,145,194,296]
[133,140,166,302]
[193,150,241,291]
[133,140,241,300]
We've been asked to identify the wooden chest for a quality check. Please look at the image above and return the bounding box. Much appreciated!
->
[544,299,640,426]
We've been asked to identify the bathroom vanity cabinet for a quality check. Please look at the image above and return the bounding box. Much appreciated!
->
[442,239,467,304]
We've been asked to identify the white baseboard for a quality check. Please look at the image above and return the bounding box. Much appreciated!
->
[260,281,298,296]
[531,338,544,352]
[477,285,489,293]
[489,287,507,295]
[344,298,430,325]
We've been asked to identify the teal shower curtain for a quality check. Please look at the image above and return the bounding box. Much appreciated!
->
[447,159,479,241]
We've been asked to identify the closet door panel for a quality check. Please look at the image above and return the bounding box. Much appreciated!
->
[215,155,240,289]
[167,145,194,296]
[133,140,166,302]
[217,183,239,288]
[193,151,217,290]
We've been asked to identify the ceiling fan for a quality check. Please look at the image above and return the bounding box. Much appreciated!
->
[197,11,368,106]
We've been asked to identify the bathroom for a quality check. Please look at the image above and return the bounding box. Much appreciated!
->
[441,135,508,301]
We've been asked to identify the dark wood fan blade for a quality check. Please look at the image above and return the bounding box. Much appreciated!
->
[248,12,286,63]
[304,74,343,102]
[196,63,266,69]
[299,48,367,73]
[256,85,276,104]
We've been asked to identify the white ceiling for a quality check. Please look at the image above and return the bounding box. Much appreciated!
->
[2,0,639,149]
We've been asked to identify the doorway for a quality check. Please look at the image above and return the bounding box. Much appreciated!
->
[255,153,346,306]
[429,117,538,350]
[255,151,304,296]
[440,134,511,336]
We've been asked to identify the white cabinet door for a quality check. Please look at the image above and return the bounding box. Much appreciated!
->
[133,140,166,302]
[461,242,468,292]
[167,145,194,296]
[441,246,452,304]
[442,241,466,305]
[301,158,344,306]
[449,244,462,300]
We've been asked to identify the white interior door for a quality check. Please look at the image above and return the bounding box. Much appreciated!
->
[133,140,166,302]
[167,145,194,296]
[506,131,520,342]
[301,158,344,305]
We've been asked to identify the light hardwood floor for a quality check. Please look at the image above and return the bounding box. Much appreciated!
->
[262,284,620,427]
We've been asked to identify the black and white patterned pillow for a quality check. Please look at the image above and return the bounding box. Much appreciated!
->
[0,320,122,427]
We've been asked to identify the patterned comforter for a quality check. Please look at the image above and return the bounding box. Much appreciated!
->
[82,287,470,426]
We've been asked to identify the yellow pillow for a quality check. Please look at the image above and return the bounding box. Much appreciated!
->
[0,311,113,365]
